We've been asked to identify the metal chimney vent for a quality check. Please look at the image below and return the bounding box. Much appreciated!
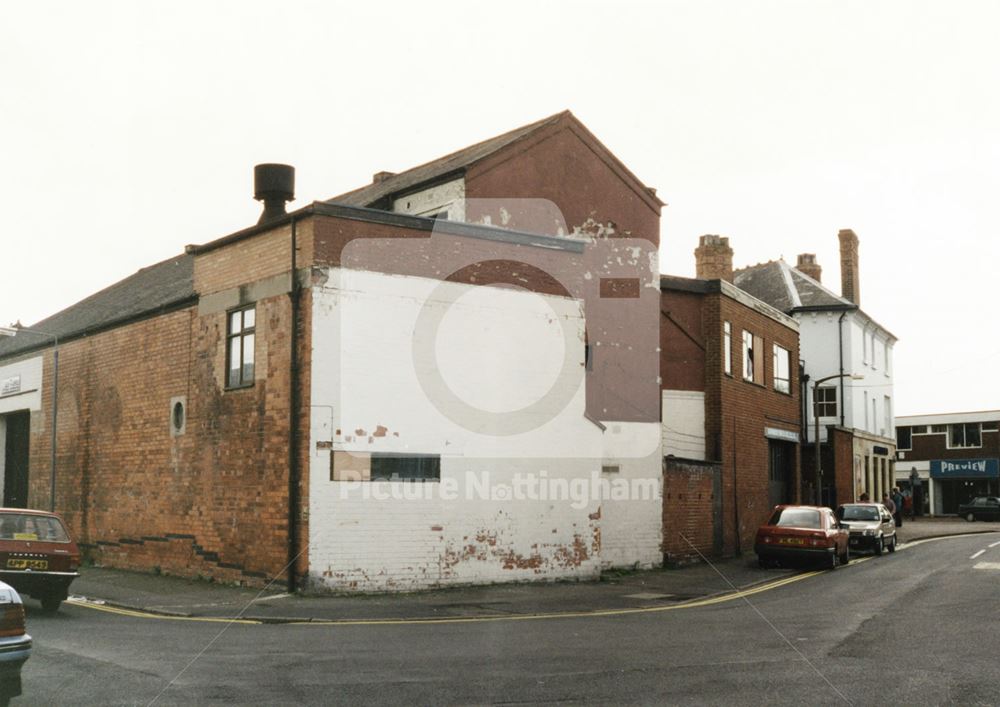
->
[254,163,295,225]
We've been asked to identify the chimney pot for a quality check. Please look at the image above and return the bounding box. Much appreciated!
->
[796,253,822,282]
[694,235,734,282]
[838,229,860,304]
[254,163,295,225]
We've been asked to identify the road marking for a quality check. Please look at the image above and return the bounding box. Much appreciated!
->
[990,540,1000,548]
[974,562,1000,570]
[971,549,986,559]
[63,531,1000,628]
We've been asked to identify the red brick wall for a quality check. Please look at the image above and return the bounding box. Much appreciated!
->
[705,291,801,555]
[17,219,315,586]
[662,458,719,565]
[660,289,706,392]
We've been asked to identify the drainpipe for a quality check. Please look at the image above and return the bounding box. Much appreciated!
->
[799,365,809,505]
[838,311,847,428]
[287,217,300,593]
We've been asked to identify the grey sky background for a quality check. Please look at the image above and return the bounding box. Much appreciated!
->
[1,1,997,416]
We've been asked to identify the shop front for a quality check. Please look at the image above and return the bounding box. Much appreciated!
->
[929,458,999,515]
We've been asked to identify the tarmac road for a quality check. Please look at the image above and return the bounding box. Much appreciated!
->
[12,531,1000,705]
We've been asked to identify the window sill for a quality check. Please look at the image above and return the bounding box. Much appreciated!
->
[225,382,255,392]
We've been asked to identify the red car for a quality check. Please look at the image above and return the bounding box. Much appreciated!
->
[0,509,80,612]
[754,505,850,569]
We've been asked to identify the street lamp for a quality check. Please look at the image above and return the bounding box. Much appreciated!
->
[0,324,59,512]
[812,372,863,506]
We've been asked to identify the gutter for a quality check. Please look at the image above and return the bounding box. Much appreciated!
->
[839,311,847,427]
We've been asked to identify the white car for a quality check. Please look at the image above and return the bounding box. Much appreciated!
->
[0,580,30,704]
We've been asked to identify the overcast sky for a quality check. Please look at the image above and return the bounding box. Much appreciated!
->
[2,1,997,416]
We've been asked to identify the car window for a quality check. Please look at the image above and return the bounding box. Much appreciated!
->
[840,506,879,521]
[768,508,822,529]
[0,513,70,542]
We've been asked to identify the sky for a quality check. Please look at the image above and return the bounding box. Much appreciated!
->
[1,0,998,416]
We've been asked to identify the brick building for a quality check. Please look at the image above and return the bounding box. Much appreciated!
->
[894,411,1000,516]
[0,111,665,591]
[732,230,897,509]
[660,235,802,561]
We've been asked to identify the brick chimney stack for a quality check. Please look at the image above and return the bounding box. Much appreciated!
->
[694,235,734,282]
[839,229,860,304]
[796,253,822,282]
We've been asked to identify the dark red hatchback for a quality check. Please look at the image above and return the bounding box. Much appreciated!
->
[754,505,850,569]
[0,509,80,612]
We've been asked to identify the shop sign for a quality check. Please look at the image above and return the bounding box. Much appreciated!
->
[0,375,20,397]
[930,458,999,479]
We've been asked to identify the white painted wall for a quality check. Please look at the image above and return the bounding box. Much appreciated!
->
[661,390,706,460]
[308,267,658,591]
[798,311,894,443]
[0,357,43,416]
[392,177,466,221]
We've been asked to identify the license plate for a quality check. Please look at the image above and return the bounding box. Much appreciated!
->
[6,558,47,570]
[779,538,804,545]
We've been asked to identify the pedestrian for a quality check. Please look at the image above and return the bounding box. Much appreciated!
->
[903,489,914,520]
[859,492,870,502]
[882,493,896,516]
[891,486,904,527]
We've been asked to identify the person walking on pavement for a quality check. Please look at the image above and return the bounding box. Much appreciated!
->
[891,486,904,528]
[882,493,896,518]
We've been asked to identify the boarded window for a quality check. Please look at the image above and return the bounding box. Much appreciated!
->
[370,454,441,482]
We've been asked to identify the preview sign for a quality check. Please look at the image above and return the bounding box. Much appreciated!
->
[930,458,999,479]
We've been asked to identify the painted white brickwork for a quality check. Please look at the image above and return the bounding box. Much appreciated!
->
[308,267,663,591]
[661,390,706,460]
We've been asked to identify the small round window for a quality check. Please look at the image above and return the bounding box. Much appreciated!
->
[172,401,185,432]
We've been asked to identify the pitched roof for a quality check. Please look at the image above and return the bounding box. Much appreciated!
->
[0,254,195,359]
[326,111,569,209]
[733,260,851,312]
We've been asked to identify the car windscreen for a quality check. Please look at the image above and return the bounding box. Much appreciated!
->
[768,508,822,529]
[840,506,879,521]
[0,513,70,542]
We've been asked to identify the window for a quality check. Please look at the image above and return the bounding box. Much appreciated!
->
[601,464,621,475]
[742,330,764,384]
[948,423,982,449]
[226,306,256,388]
[872,338,879,371]
[370,454,441,481]
[884,395,892,435]
[911,425,928,435]
[896,427,912,450]
[930,425,947,434]
[983,422,999,432]
[772,344,791,394]
[815,387,837,418]
[723,322,732,376]
[862,330,869,364]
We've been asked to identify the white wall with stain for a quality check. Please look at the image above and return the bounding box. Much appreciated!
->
[308,267,614,591]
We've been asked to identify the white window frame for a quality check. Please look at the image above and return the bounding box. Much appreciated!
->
[815,386,837,418]
[947,423,983,450]
[723,321,732,376]
[772,344,791,394]
[742,330,754,382]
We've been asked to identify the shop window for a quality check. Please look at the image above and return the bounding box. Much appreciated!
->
[948,423,982,449]
[772,344,791,394]
[815,387,837,418]
[370,454,441,482]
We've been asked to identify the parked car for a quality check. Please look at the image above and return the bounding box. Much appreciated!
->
[0,580,31,705]
[835,503,897,555]
[0,509,80,612]
[958,496,1000,522]
[754,505,850,569]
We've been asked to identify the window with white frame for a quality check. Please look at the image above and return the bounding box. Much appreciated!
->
[773,344,791,394]
[226,305,256,388]
[872,338,879,370]
[884,395,892,435]
[742,330,754,382]
[862,330,869,365]
[948,423,982,449]
[815,387,837,418]
[723,321,732,376]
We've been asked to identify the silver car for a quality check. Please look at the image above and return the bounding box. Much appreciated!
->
[0,580,30,705]
[836,503,897,555]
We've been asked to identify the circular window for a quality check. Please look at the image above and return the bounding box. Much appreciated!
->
[172,401,185,432]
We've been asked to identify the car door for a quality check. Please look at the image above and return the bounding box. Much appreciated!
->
[880,505,894,540]
[986,498,1000,521]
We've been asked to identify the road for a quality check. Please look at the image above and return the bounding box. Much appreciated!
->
[14,532,1000,705]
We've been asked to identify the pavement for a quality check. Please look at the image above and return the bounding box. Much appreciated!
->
[64,516,1000,624]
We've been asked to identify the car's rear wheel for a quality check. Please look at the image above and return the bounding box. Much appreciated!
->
[840,545,850,565]
[828,550,839,570]
[40,594,63,612]
[966,512,976,522]
[874,536,884,556]
[888,535,897,553]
